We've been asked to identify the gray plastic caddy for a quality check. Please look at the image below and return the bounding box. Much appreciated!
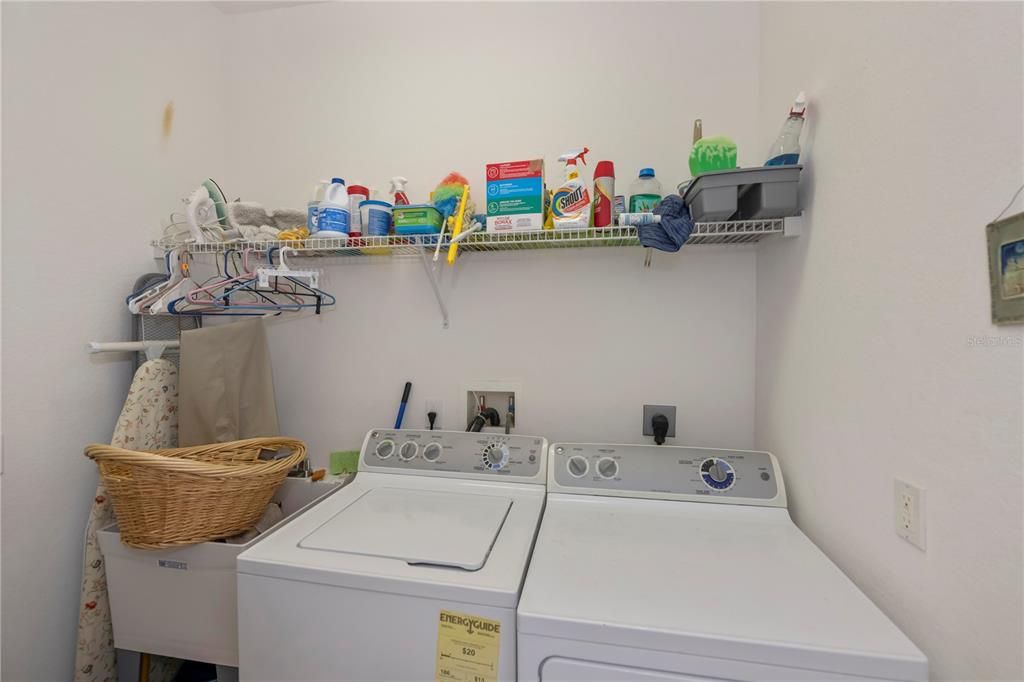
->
[682,165,802,222]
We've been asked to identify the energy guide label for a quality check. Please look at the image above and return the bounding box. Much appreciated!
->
[435,610,501,682]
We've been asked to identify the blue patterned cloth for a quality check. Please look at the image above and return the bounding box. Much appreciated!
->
[637,195,694,252]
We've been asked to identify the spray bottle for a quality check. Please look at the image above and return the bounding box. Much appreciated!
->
[765,92,807,166]
[551,147,591,230]
[389,176,411,205]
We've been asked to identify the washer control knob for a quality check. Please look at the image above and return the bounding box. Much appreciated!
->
[398,441,418,461]
[597,457,618,479]
[375,439,395,459]
[567,455,589,478]
[422,443,442,462]
[482,443,509,470]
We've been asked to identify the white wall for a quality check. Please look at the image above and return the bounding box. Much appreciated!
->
[755,3,1024,680]
[222,2,764,461]
[1,3,225,679]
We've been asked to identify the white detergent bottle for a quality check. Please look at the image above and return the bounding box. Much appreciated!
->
[552,147,591,229]
[315,178,350,239]
[307,179,329,232]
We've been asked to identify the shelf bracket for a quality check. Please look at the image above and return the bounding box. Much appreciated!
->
[418,241,450,329]
[783,215,803,238]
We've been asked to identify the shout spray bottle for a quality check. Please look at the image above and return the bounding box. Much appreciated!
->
[551,147,591,230]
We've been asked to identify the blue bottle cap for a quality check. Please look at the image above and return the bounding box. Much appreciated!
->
[331,177,345,184]
[639,168,655,178]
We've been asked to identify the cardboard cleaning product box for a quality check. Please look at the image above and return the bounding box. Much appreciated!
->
[485,159,546,232]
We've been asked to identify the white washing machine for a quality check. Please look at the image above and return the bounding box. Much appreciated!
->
[518,443,928,682]
[237,429,548,681]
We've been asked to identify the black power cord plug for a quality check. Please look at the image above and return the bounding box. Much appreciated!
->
[652,414,669,445]
[427,411,437,430]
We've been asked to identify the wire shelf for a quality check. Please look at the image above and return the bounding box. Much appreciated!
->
[153,220,786,257]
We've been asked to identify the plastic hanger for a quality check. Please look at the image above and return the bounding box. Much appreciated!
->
[198,248,334,314]
[128,249,188,314]
[146,251,201,315]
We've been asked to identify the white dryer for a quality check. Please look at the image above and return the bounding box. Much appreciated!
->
[518,443,928,681]
[237,429,548,681]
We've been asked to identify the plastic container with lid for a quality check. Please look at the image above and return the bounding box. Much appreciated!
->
[315,178,350,238]
[360,199,393,237]
[392,204,443,235]
[628,168,662,213]
[347,184,369,237]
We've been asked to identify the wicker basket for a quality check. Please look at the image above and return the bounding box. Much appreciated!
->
[85,437,307,549]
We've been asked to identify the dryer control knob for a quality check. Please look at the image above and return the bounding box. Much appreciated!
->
[567,455,589,478]
[398,441,419,461]
[597,457,618,479]
[700,458,735,490]
[375,439,395,459]
[422,443,442,462]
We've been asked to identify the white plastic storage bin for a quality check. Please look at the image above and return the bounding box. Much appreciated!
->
[98,477,346,667]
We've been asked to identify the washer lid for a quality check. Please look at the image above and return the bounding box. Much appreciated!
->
[299,488,512,571]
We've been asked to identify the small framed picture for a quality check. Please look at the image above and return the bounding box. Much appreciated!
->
[987,211,1024,324]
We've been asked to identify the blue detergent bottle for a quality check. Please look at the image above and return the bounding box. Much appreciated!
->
[765,92,807,166]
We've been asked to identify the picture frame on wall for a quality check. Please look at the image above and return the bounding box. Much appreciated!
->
[987,211,1024,325]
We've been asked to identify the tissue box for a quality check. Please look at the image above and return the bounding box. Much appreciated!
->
[486,159,545,232]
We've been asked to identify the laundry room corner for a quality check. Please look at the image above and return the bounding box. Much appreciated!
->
[754,3,1024,679]
[1,3,228,679]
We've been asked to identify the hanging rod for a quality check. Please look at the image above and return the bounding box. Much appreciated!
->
[88,341,180,354]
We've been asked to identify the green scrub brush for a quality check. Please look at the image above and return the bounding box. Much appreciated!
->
[689,136,738,177]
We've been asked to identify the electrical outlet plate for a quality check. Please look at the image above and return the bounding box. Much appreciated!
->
[894,479,926,550]
[642,404,677,439]
[425,399,444,431]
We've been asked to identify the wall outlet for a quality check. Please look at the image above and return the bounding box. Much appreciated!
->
[425,399,444,431]
[894,479,926,551]
[642,404,677,439]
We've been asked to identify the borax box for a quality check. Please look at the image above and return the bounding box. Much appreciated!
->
[485,159,545,232]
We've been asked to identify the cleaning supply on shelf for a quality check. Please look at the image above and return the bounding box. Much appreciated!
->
[614,195,625,224]
[347,184,369,237]
[689,137,738,177]
[765,91,807,166]
[360,199,393,236]
[443,182,472,264]
[592,160,615,228]
[393,204,443,235]
[486,159,545,232]
[389,176,410,205]
[315,178,350,238]
[552,148,591,230]
[307,180,329,232]
[618,212,662,226]
[432,172,474,225]
[628,168,662,213]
